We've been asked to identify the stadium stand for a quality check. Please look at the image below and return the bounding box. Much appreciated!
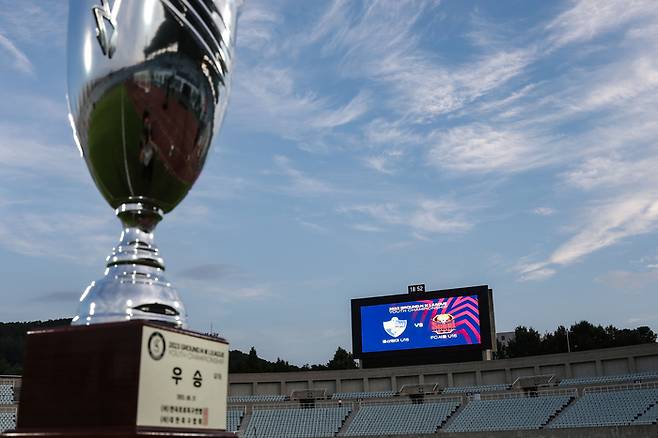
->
[442,383,510,394]
[549,384,658,428]
[227,394,286,403]
[344,398,460,436]
[0,385,13,405]
[331,391,396,400]
[0,407,16,433]
[444,390,574,432]
[243,404,351,438]
[634,401,658,425]
[227,406,244,433]
[558,371,658,387]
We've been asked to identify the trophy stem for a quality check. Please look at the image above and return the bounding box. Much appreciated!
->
[106,227,165,269]
[108,201,165,269]
[71,202,187,327]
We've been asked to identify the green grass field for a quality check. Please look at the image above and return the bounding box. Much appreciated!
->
[86,84,191,213]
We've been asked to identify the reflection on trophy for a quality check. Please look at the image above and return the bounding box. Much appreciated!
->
[2,1,240,437]
[66,0,239,327]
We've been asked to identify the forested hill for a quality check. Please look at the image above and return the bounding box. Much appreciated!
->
[1,319,655,375]
[0,319,71,374]
[0,319,357,375]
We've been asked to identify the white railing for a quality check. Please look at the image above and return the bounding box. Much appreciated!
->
[251,400,353,411]
[359,394,463,407]
[583,380,658,394]
[473,387,577,400]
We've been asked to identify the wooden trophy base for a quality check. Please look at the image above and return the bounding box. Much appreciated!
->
[2,321,235,438]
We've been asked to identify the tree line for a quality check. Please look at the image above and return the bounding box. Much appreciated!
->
[496,321,656,359]
[0,319,357,375]
[0,319,654,374]
[229,346,357,373]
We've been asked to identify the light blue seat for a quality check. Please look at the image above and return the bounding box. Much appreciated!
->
[226,407,244,432]
[549,388,658,428]
[445,394,572,432]
[0,386,13,405]
[227,394,286,403]
[244,406,351,438]
[634,402,658,425]
[559,371,658,387]
[344,400,459,436]
[0,411,16,432]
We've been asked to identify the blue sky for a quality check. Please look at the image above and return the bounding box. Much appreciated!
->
[1,0,658,365]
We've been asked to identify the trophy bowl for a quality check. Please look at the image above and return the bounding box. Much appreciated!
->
[67,0,239,327]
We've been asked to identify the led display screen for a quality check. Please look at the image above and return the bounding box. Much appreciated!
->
[359,295,481,353]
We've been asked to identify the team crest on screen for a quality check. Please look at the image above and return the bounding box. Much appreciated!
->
[383,317,407,338]
[431,313,456,335]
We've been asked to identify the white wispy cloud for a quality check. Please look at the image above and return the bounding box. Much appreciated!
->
[309,91,369,129]
[562,152,658,192]
[273,155,335,196]
[363,150,403,175]
[363,118,422,147]
[0,206,113,262]
[0,122,86,180]
[231,64,368,150]
[577,57,658,112]
[0,1,67,47]
[545,0,658,49]
[516,263,557,282]
[298,219,329,233]
[533,207,555,216]
[352,223,385,233]
[319,1,534,121]
[427,123,552,174]
[519,193,658,280]
[0,32,33,74]
[236,3,281,52]
[338,198,473,237]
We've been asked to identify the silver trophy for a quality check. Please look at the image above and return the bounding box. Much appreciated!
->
[67,0,239,327]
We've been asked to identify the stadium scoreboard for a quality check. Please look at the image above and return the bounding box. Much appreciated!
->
[351,285,495,368]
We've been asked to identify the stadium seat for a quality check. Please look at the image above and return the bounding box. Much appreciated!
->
[227,394,286,403]
[0,386,13,405]
[344,399,460,436]
[634,401,658,425]
[0,411,16,433]
[227,406,244,432]
[549,387,658,428]
[558,371,658,387]
[244,405,351,438]
[331,391,396,400]
[444,393,573,432]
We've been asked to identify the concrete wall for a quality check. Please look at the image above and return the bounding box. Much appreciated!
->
[340,425,658,438]
[228,343,658,396]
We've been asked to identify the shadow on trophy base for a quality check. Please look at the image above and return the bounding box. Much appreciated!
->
[2,321,235,438]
